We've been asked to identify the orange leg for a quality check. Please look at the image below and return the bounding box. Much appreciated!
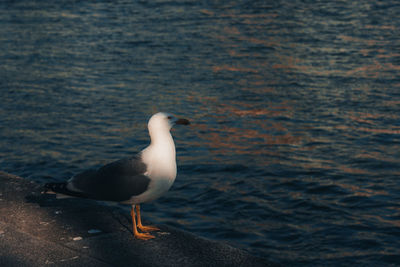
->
[136,204,160,232]
[130,205,155,240]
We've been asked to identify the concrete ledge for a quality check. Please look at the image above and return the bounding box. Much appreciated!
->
[0,171,277,266]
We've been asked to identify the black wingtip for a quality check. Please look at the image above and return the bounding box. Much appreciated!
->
[44,182,89,199]
[44,182,68,193]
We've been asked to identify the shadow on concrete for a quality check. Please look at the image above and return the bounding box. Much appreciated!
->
[0,171,278,266]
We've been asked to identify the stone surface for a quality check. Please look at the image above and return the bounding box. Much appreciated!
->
[0,171,277,266]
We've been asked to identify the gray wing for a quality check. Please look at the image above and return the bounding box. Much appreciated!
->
[69,155,150,202]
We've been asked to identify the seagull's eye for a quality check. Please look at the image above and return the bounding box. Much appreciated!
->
[167,116,173,120]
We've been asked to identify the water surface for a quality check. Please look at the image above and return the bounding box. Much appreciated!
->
[1,1,400,265]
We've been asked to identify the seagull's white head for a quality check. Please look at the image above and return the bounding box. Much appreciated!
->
[147,112,190,137]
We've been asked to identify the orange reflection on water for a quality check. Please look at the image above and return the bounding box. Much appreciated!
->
[272,54,305,72]
[217,103,285,118]
[227,49,264,59]
[338,35,389,46]
[345,61,395,78]
[384,100,400,106]
[238,34,281,49]
[202,8,282,66]
[377,53,400,58]
[365,24,397,31]
[335,125,400,135]
[188,91,302,157]
[193,99,301,158]
[347,112,383,125]
[289,156,336,170]
[357,127,400,135]
[212,65,259,73]
[222,25,241,35]
[353,151,398,167]
[200,8,277,20]
[199,123,301,155]
[336,109,400,134]
[348,110,399,121]
[337,166,369,175]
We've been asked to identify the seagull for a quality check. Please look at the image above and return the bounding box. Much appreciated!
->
[45,112,190,240]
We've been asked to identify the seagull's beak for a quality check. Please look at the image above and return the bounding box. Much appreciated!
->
[175,118,190,125]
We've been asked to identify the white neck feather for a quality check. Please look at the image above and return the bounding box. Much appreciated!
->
[141,127,177,180]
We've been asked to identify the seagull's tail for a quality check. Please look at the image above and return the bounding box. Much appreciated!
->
[44,182,86,199]
[44,182,68,193]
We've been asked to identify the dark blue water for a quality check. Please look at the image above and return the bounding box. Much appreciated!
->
[1,1,400,265]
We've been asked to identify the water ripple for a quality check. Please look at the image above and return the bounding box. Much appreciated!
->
[1,0,400,265]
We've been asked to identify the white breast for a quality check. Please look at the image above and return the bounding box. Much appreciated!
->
[127,129,177,204]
